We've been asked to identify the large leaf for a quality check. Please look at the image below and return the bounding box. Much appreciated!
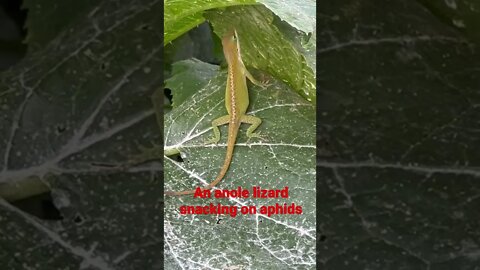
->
[164,60,316,269]
[0,1,164,268]
[318,0,480,269]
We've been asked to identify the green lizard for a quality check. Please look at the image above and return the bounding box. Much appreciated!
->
[166,29,266,196]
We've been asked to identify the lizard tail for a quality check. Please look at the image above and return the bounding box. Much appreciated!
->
[165,124,238,196]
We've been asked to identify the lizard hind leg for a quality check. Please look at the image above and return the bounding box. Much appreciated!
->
[241,115,265,143]
[205,115,229,145]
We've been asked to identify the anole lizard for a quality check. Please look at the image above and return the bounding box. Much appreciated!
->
[166,29,266,196]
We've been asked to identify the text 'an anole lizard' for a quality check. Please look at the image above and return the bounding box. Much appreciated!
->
[166,29,267,196]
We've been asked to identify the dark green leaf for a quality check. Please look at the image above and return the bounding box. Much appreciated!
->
[165,59,219,108]
[164,70,316,269]
[318,0,480,269]
[0,1,164,268]
[23,0,98,51]
[164,0,257,45]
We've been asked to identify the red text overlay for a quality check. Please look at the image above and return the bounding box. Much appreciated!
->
[178,186,303,218]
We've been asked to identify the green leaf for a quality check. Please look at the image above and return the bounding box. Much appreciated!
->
[207,5,316,103]
[165,2,316,103]
[164,0,257,45]
[277,18,316,79]
[164,70,316,269]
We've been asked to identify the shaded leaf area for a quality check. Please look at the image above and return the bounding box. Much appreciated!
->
[418,0,480,44]
[207,5,316,103]
[23,0,98,52]
[1,174,164,269]
[163,23,220,79]
[0,0,165,269]
[165,59,219,108]
[164,0,256,45]
[318,0,480,269]
[164,63,316,269]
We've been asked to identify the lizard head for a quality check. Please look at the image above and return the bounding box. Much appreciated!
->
[221,29,241,64]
